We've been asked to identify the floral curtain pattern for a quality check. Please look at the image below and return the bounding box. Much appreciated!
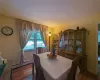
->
[32,23,48,53]
[16,19,33,64]
[40,25,48,52]
[16,19,48,64]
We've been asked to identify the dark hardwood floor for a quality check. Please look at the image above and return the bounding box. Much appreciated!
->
[12,64,32,80]
[12,64,98,80]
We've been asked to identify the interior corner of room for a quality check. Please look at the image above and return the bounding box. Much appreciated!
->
[0,0,100,79]
[0,14,99,75]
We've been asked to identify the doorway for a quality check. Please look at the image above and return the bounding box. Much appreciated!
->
[98,24,100,74]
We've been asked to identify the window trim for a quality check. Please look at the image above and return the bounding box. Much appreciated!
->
[23,32,45,51]
[24,49,35,52]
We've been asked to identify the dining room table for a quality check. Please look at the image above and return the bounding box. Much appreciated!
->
[37,52,73,80]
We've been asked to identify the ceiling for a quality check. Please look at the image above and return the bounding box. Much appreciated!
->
[0,0,100,27]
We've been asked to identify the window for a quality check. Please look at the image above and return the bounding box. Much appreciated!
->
[36,32,45,48]
[23,31,45,51]
[98,31,100,42]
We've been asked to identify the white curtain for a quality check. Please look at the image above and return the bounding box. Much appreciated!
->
[32,23,48,53]
[16,20,48,64]
[40,25,48,52]
[16,19,33,64]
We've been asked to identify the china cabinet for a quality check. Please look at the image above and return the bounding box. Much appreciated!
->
[59,27,87,55]
[58,27,87,72]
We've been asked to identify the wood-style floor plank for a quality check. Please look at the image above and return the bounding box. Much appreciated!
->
[12,64,32,80]
[12,64,98,80]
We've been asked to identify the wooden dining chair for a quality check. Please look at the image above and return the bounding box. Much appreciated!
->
[36,47,42,54]
[33,54,45,80]
[67,56,80,80]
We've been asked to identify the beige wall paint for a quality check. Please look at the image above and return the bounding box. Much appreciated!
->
[0,15,54,64]
[0,15,20,64]
[47,28,54,51]
[1,13,98,74]
[53,16,100,74]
